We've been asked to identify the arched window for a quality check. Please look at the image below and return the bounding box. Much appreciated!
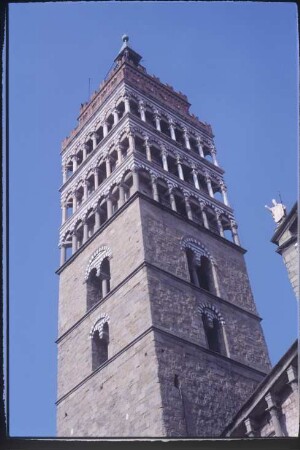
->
[182,238,219,296]
[91,319,109,371]
[85,247,112,311]
[196,255,213,292]
[202,314,222,353]
[185,250,214,293]
[199,305,227,356]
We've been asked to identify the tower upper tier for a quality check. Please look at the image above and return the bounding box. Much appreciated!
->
[61,36,213,152]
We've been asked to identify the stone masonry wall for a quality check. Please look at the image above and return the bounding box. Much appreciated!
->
[154,331,265,437]
[57,331,165,437]
[282,244,299,299]
[140,199,259,315]
[58,198,144,337]
[147,267,270,373]
[57,266,151,399]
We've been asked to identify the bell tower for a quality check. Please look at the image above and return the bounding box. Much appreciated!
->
[56,36,271,437]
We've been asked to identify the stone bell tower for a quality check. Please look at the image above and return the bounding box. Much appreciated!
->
[56,36,271,437]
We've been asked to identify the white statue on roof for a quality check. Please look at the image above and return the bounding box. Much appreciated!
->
[265,199,286,223]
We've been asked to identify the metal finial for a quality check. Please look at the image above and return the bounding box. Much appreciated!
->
[122,34,129,43]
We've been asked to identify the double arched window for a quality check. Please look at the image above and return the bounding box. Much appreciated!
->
[90,315,110,371]
[198,305,229,356]
[182,238,219,296]
[85,247,112,311]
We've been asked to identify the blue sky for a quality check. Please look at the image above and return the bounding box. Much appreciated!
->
[8,1,298,437]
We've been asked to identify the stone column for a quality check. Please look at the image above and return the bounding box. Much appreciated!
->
[197,137,204,158]
[211,147,219,167]
[192,262,200,287]
[176,158,184,180]
[265,392,283,437]
[82,143,88,160]
[216,211,224,237]
[169,188,177,212]
[95,207,101,231]
[244,417,256,438]
[139,101,146,122]
[62,167,67,184]
[169,120,176,140]
[230,220,240,246]
[205,173,214,198]
[106,156,111,177]
[113,108,119,125]
[73,193,77,212]
[72,232,77,254]
[145,139,152,162]
[102,278,109,297]
[94,168,99,190]
[211,262,221,297]
[183,128,191,150]
[132,168,140,192]
[84,181,89,200]
[220,181,229,206]
[72,155,78,171]
[103,122,108,137]
[119,184,125,206]
[83,220,88,244]
[62,203,67,223]
[107,196,113,219]
[200,201,209,229]
[124,95,130,113]
[151,176,159,201]
[184,196,193,220]
[116,145,122,166]
[91,133,98,150]
[192,168,200,190]
[154,113,161,131]
[60,245,66,266]
[221,323,231,358]
[161,150,169,171]
[128,132,135,153]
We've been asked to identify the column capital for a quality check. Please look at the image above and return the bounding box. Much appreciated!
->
[230,219,238,228]
[199,200,207,210]
[183,190,190,199]
[204,171,211,181]
[214,208,223,219]
[154,111,161,119]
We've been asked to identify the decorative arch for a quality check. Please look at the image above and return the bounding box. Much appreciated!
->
[198,304,225,324]
[89,313,110,338]
[85,246,112,281]
[180,237,215,265]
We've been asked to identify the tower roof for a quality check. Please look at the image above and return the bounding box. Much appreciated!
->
[114,34,142,66]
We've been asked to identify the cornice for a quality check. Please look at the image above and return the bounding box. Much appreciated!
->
[56,323,268,406]
[125,82,215,143]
